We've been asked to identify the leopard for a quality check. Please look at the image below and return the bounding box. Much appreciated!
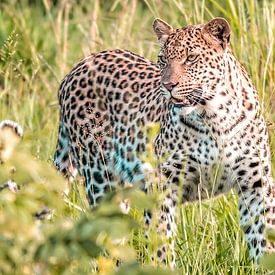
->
[54,17,275,268]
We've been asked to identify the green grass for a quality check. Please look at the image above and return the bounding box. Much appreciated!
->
[0,0,275,274]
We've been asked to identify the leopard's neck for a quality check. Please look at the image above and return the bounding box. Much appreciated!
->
[197,51,260,138]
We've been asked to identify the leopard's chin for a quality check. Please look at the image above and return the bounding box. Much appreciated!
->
[173,105,196,115]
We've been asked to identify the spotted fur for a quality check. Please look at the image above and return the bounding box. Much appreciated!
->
[54,18,275,267]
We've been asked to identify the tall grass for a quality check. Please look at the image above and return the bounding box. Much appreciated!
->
[0,0,274,274]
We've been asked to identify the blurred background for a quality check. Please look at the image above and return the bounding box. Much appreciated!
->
[0,1,275,274]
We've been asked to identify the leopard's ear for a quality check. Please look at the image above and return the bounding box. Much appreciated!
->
[203,18,230,49]
[153,18,173,46]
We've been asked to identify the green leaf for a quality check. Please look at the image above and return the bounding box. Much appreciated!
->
[260,253,275,270]
[114,262,173,275]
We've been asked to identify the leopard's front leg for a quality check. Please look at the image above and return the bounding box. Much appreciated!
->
[143,189,178,269]
[235,164,275,264]
[152,159,188,269]
[155,186,178,268]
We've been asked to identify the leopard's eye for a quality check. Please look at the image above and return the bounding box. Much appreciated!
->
[158,55,167,69]
[186,54,199,63]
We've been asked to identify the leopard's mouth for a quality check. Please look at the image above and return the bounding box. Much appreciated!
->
[171,96,196,107]
[170,89,204,107]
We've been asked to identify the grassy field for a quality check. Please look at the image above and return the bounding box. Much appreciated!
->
[0,0,275,274]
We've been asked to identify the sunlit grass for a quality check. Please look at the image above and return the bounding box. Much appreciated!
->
[0,0,274,274]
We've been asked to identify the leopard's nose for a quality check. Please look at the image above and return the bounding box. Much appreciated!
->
[162,81,178,92]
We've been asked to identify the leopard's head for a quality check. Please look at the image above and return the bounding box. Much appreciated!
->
[153,18,230,112]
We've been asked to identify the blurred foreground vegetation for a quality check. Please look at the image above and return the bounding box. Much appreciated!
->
[0,0,275,274]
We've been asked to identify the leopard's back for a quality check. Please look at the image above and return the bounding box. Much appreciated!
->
[54,49,167,204]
